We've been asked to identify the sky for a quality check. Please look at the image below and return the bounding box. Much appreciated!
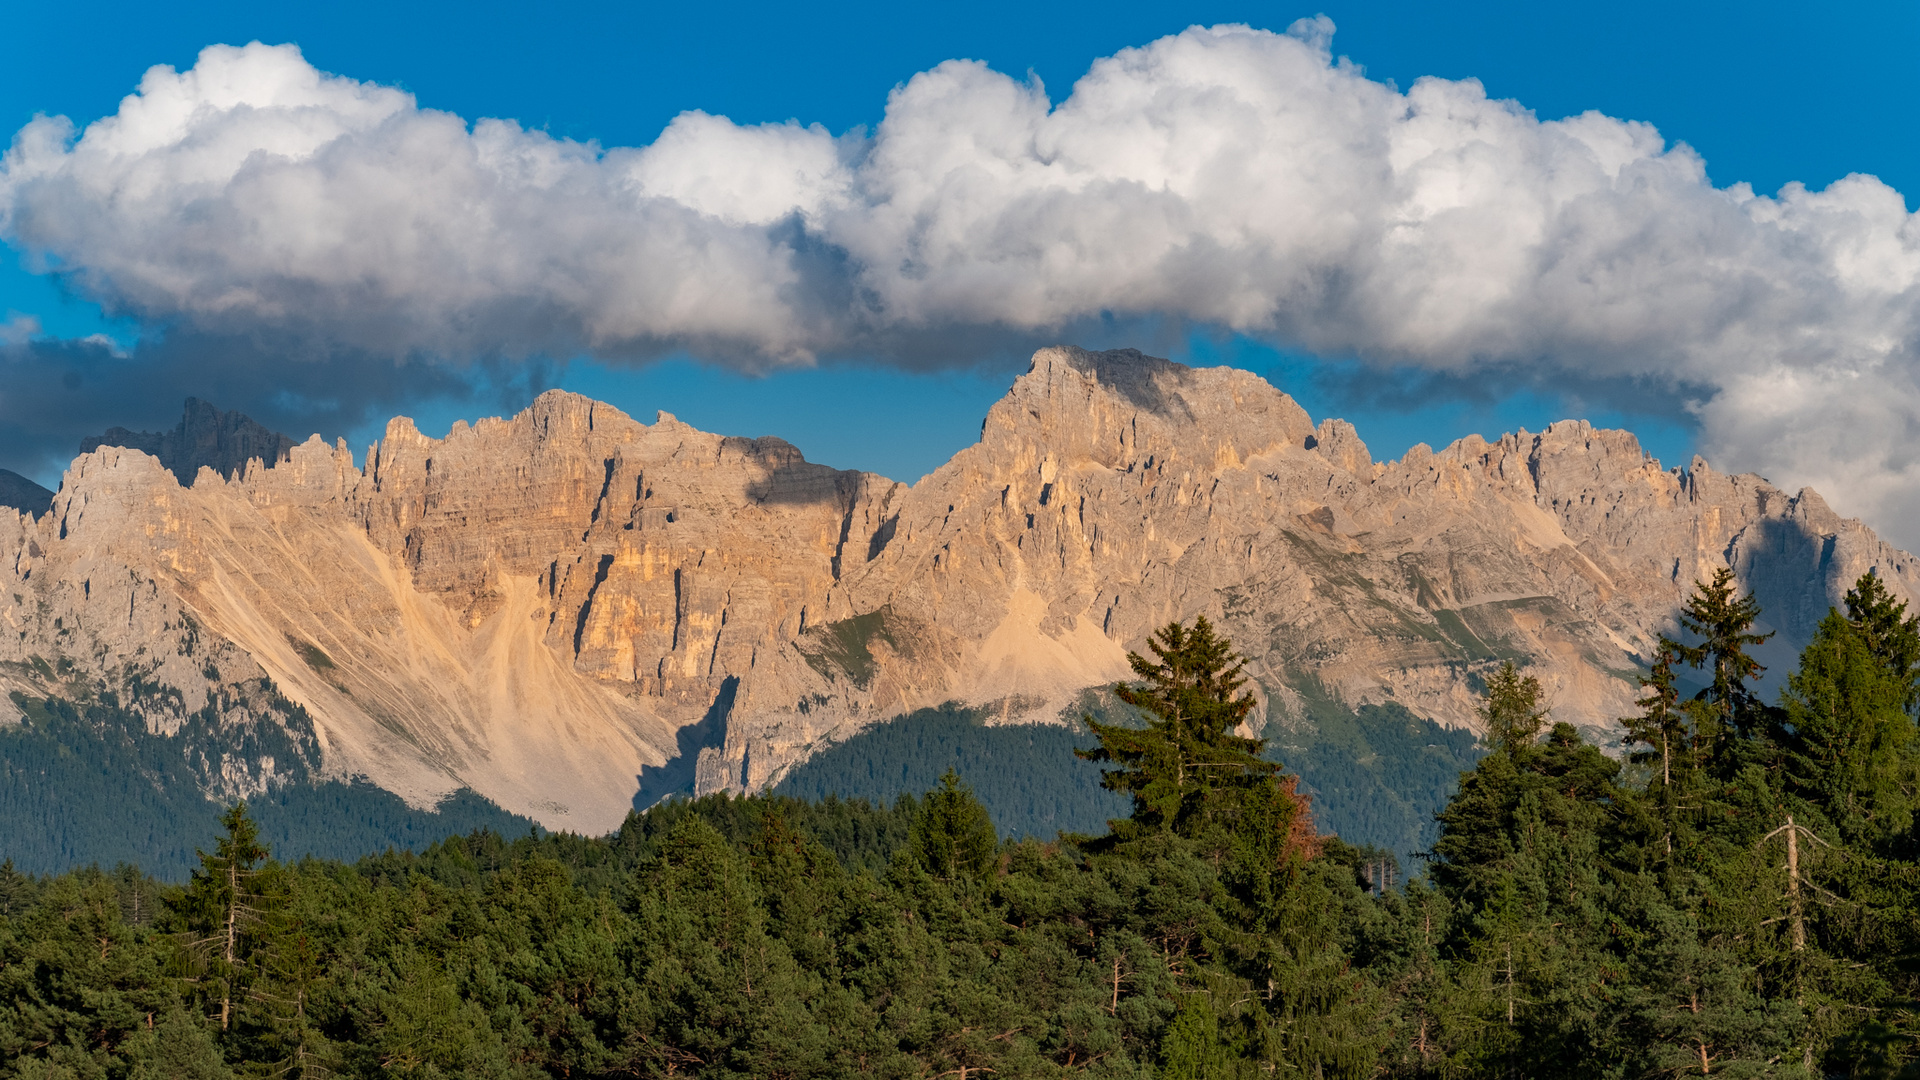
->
[1,0,1917,541]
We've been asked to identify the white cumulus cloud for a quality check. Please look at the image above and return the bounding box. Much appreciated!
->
[4,22,1920,543]
[0,313,40,348]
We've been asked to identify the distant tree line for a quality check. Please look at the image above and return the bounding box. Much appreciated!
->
[4,582,1920,1076]
[774,676,1480,855]
[773,700,1131,839]
[0,684,537,879]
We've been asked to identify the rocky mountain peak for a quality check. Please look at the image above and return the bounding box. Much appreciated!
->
[80,397,296,485]
[974,346,1316,478]
[1307,418,1372,476]
[3,346,1915,833]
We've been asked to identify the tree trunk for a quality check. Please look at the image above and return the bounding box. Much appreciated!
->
[221,860,238,1030]
[1786,814,1805,952]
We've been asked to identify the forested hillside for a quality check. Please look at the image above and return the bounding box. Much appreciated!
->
[772,701,1130,839]
[1268,699,1484,856]
[0,685,537,879]
[5,579,1920,1078]
[774,692,1481,855]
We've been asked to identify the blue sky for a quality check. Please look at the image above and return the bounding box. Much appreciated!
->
[1,0,1915,520]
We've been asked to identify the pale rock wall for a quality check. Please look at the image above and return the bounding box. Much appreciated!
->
[3,346,1913,828]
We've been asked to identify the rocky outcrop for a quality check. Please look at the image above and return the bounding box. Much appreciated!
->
[5,347,1914,831]
[82,397,295,484]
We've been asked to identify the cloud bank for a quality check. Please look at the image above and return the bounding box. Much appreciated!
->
[4,21,1920,540]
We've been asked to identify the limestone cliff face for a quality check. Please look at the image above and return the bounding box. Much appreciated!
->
[728,347,1920,790]
[4,347,1914,829]
[0,394,899,831]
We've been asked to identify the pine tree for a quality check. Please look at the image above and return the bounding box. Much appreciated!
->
[1619,645,1727,867]
[628,817,825,1077]
[1614,886,1801,1080]
[1477,661,1548,756]
[1430,722,1625,1074]
[241,905,337,1079]
[168,802,276,1034]
[0,873,181,1078]
[129,1009,237,1080]
[1622,645,1687,788]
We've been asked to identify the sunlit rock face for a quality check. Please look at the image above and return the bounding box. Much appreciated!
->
[4,347,1914,830]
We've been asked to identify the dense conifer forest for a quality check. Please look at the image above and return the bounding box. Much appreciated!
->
[0,688,539,879]
[773,688,1481,854]
[772,701,1131,839]
[6,574,1920,1077]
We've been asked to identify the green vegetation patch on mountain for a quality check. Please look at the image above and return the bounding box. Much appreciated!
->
[794,607,904,689]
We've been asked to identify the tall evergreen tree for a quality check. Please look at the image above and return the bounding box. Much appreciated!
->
[168,802,277,1035]
[0,859,30,918]
[1477,661,1548,755]
[1844,570,1920,716]
[1666,567,1774,758]
[1779,611,1918,849]
[1621,645,1688,789]
[1079,616,1313,863]
[909,770,1000,884]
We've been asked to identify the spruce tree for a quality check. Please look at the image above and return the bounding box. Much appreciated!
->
[1843,570,1920,715]
[1079,616,1310,860]
[168,802,276,1035]
[1779,611,1917,849]
[1768,599,1920,1070]
[909,770,999,884]
[1160,991,1226,1079]
[1666,567,1774,757]
[0,859,28,918]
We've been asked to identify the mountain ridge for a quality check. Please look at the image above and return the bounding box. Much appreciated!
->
[2,346,1912,834]
[80,396,296,485]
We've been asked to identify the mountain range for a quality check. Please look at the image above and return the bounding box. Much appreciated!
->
[3,346,1913,855]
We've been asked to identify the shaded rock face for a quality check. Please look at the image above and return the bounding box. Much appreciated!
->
[0,470,53,516]
[81,397,295,484]
[5,347,1916,830]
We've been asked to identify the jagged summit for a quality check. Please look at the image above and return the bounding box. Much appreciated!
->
[81,396,295,485]
[2,347,1913,831]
